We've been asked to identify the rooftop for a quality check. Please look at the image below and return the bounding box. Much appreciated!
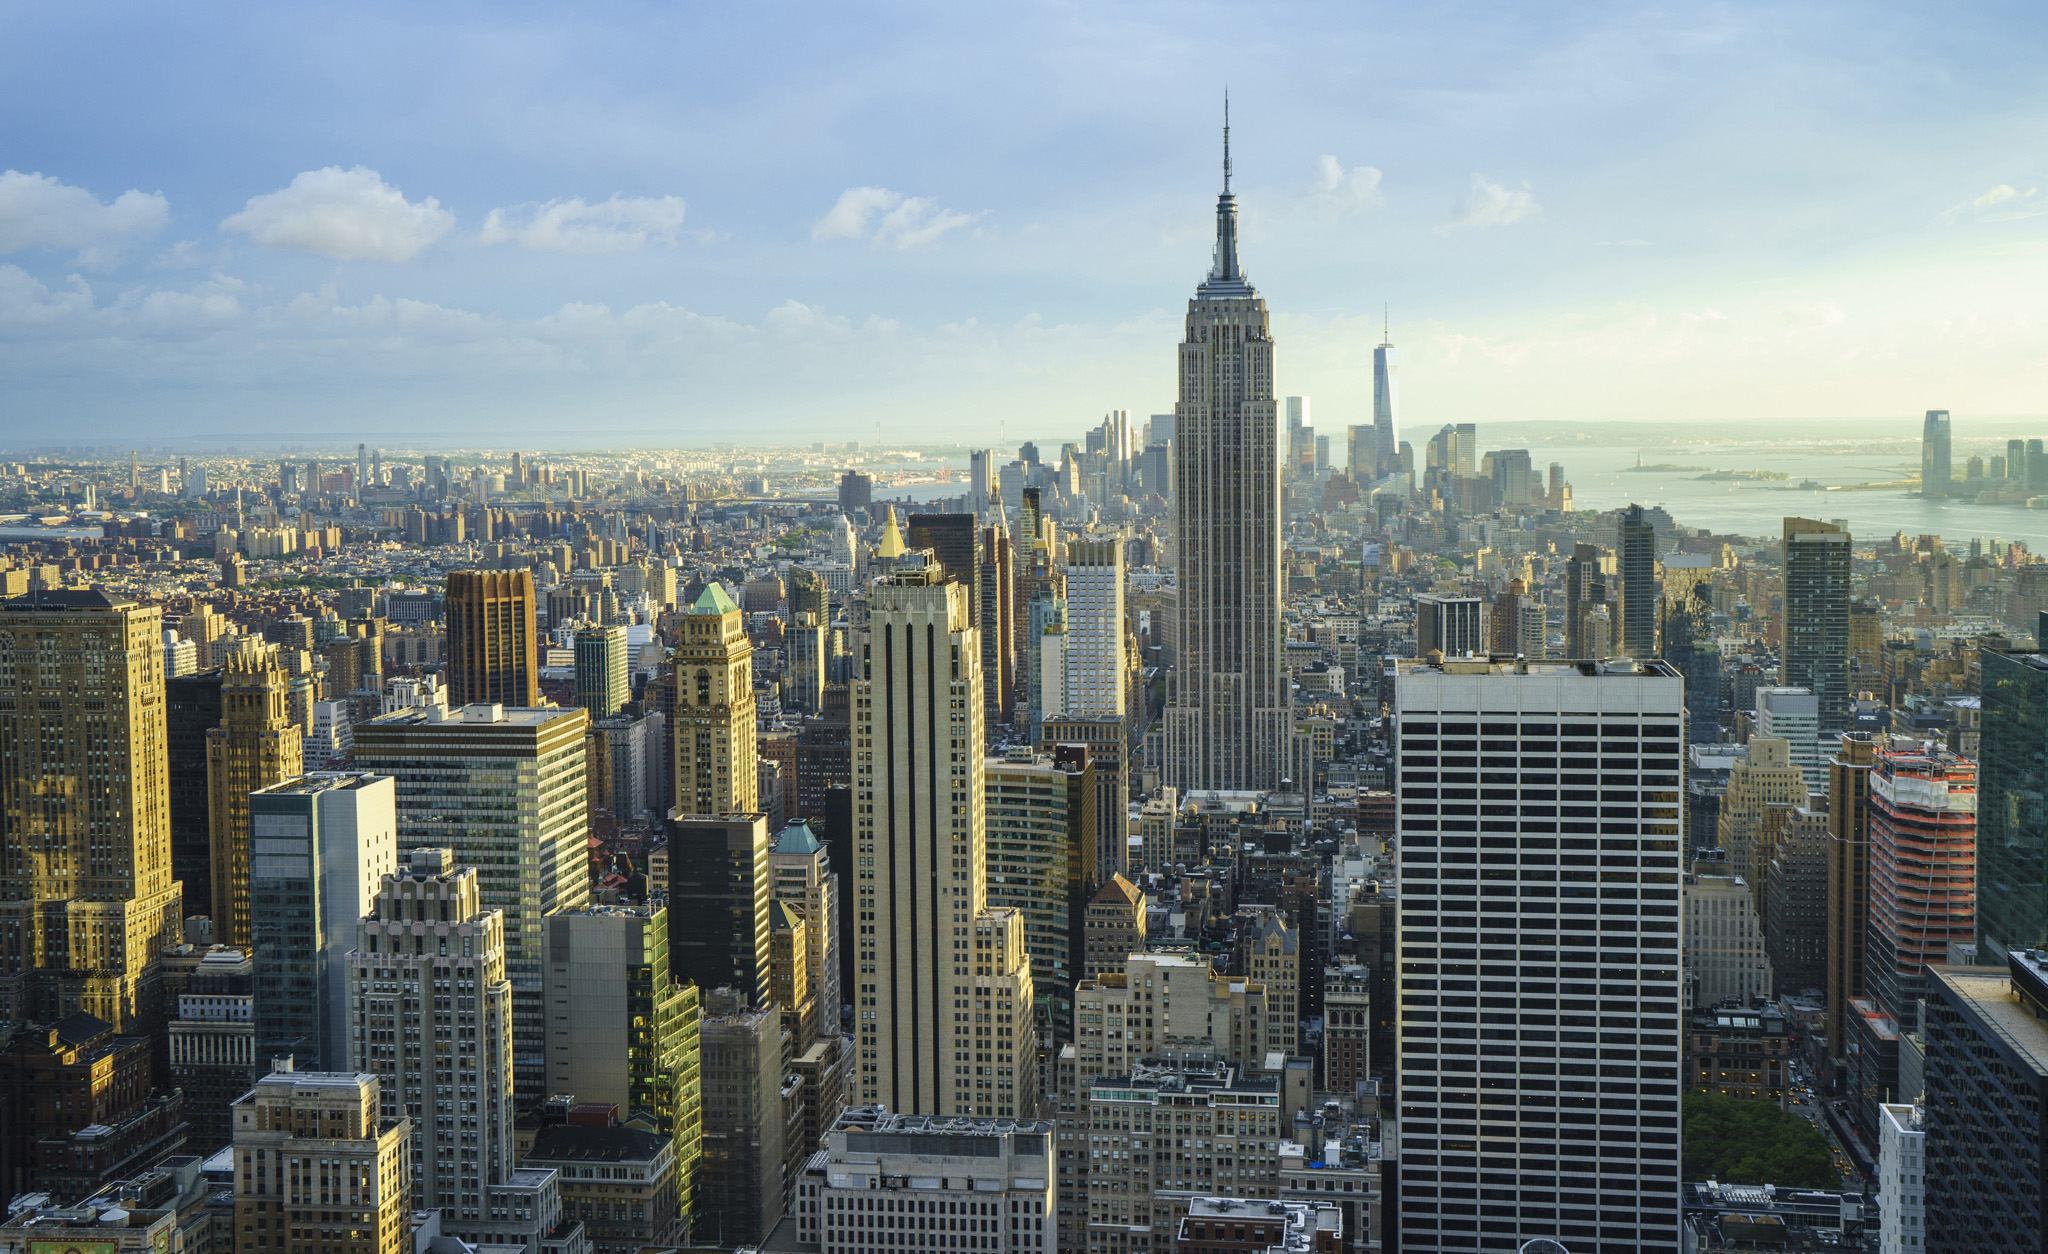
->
[1935,962,2048,1076]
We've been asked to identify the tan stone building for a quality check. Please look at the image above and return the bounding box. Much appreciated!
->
[207,645,303,947]
[1083,873,1147,979]
[672,584,757,816]
[230,1065,411,1254]
[0,590,182,1031]
[853,565,1036,1119]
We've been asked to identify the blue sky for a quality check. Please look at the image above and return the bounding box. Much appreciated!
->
[3,1,2047,447]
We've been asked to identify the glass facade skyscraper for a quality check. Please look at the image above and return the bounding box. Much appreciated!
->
[1978,650,2048,960]
[1782,518,1852,730]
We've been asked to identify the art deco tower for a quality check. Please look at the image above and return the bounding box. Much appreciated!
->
[0,590,183,1031]
[673,583,758,816]
[1163,106,1288,791]
[852,564,1035,1118]
[207,643,304,947]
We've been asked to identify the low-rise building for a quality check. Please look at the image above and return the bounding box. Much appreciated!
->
[1173,1196,1341,1253]
[1678,1181,1870,1251]
[790,1107,1055,1254]
[1685,1003,1790,1100]
[519,1116,683,1254]
[230,1064,413,1254]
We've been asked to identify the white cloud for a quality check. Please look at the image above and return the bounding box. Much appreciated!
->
[0,263,244,340]
[812,186,980,250]
[1939,183,2040,224]
[1311,155,1385,211]
[1443,174,1540,230]
[477,194,691,253]
[0,170,169,262]
[222,166,454,262]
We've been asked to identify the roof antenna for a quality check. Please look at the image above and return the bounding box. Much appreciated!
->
[1223,89,1232,194]
[1383,302,1390,344]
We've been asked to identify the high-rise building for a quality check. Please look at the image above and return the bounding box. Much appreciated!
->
[445,570,540,708]
[1394,656,1684,1254]
[984,748,1091,1052]
[982,521,1017,731]
[1866,741,1976,1033]
[1373,323,1398,475]
[168,945,258,1151]
[1782,518,1852,730]
[1718,737,1809,888]
[541,903,701,1146]
[769,819,841,1034]
[1323,963,1372,1099]
[1756,686,1826,792]
[1059,539,1124,718]
[0,590,182,1033]
[167,667,224,893]
[1826,733,1879,1080]
[1081,873,1145,981]
[351,703,590,1099]
[1564,542,1615,662]
[1684,851,1775,1008]
[207,644,304,947]
[666,814,771,1007]
[1163,115,1288,793]
[672,584,758,816]
[1876,1101,1925,1254]
[249,773,398,1071]
[1075,1058,1284,1253]
[853,567,1037,1118]
[837,469,873,518]
[1414,594,1484,658]
[1619,502,1657,658]
[787,611,827,715]
[695,990,784,1247]
[1922,954,2048,1253]
[1977,650,2048,960]
[1763,806,1831,998]
[1041,728,1127,887]
[1921,409,1952,498]
[574,623,629,718]
[348,848,514,1218]
[231,1066,412,1254]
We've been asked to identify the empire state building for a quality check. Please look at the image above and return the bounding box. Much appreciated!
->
[1164,111,1288,791]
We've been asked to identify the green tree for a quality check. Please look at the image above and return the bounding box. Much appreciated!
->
[1682,1090,1843,1188]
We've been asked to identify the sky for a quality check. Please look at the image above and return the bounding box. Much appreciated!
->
[4,1,2048,449]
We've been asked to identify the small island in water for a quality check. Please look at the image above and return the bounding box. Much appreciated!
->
[1622,463,1711,473]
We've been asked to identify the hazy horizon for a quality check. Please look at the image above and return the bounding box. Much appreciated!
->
[6,2,2048,443]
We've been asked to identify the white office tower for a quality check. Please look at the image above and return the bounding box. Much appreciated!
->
[1059,539,1125,718]
[1755,686,1825,792]
[1373,320,1398,475]
[1164,109,1288,791]
[1394,657,1685,1254]
[853,565,1037,1118]
[348,848,514,1219]
[1877,1101,1925,1254]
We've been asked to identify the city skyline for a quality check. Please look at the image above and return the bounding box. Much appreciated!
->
[7,3,2048,441]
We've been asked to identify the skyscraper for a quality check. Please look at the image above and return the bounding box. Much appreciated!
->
[1394,656,1685,1253]
[666,814,771,1006]
[574,623,629,718]
[249,773,398,1071]
[672,584,758,816]
[1922,954,2048,1253]
[207,644,304,947]
[0,590,182,1032]
[542,903,701,1139]
[1976,650,2048,960]
[351,703,590,1099]
[1782,518,1852,730]
[852,566,1036,1118]
[1866,741,1976,1033]
[1163,109,1288,792]
[1921,409,1952,498]
[1619,503,1657,658]
[1373,318,1398,475]
[349,848,513,1217]
[1058,539,1125,717]
[446,570,540,708]
[1825,733,1878,1081]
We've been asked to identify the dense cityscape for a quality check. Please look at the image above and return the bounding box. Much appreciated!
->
[8,51,2048,1254]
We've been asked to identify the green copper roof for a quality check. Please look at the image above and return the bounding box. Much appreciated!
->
[691,582,739,615]
[773,820,822,856]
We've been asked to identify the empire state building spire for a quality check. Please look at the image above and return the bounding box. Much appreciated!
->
[1202,94,1252,297]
